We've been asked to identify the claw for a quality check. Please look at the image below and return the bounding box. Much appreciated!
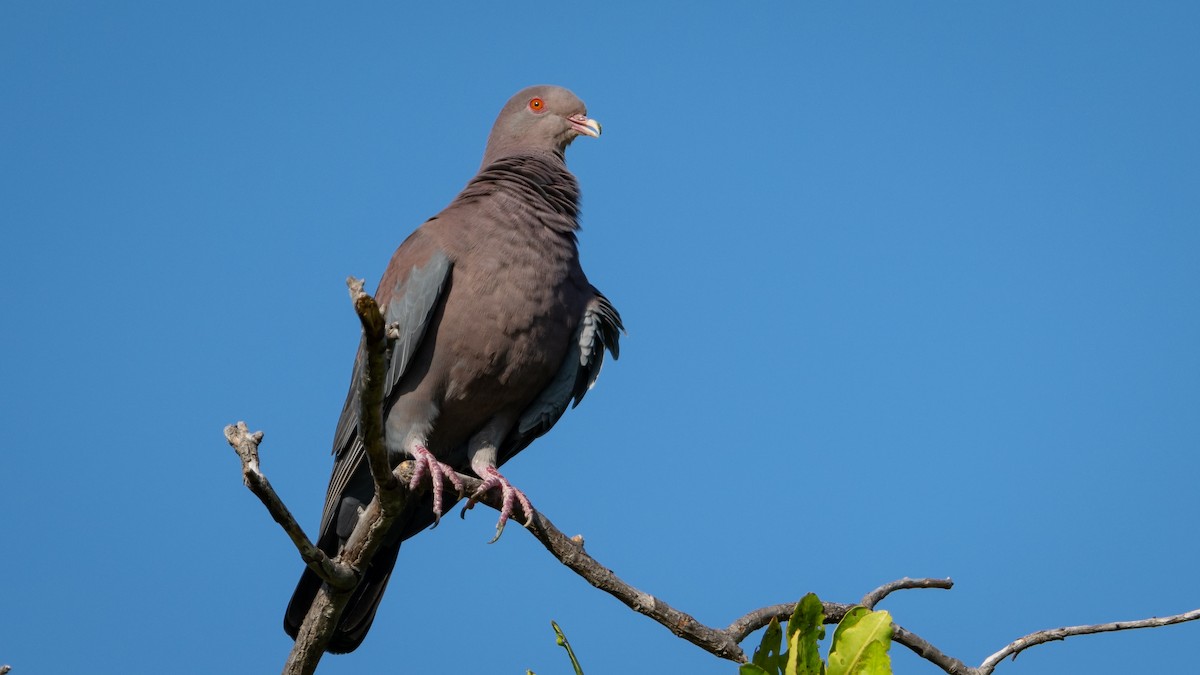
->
[459,466,533,543]
[407,444,464,527]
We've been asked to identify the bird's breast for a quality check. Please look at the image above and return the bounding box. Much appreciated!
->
[435,227,585,408]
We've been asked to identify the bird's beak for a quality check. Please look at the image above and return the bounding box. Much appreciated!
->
[569,114,602,138]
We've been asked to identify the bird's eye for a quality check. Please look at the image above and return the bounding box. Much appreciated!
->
[528,97,545,112]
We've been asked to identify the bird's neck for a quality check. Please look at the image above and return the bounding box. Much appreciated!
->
[459,152,582,227]
[479,144,565,172]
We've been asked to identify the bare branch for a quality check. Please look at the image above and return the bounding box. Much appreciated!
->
[229,412,1199,675]
[727,603,814,643]
[282,283,416,672]
[894,625,976,675]
[861,577,954,609]
[222,422,355,590]
[225,278,1199,675]
[519,507,747,660]
[346,277,397,493]
[481,500,966,669]
[977,608,1200,675]
[282,477,397,673]
[724,602,853,644]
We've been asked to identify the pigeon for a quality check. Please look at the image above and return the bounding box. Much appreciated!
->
[284,85,623,654]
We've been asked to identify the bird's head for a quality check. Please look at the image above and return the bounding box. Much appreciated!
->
[482,85,601,166]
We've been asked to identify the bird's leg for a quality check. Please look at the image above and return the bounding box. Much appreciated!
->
[407,443,464,527]
[462,466,534,544]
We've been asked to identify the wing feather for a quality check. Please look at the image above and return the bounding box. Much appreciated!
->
[500,288,623,464]
[318,249,453,537]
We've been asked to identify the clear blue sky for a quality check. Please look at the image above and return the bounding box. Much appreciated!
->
[2,3,1197,674]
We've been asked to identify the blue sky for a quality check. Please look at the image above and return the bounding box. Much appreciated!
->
[2,3,1197,674]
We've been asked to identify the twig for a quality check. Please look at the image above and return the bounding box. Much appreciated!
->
[223,422,355,590]
[725,602,858,643]
[861,577,954,609]
[894,625,976,675]
[346,277,396,493]
[551,621,584,675]
[520,507,748,660]
[728,603,826,643]
[977,608,1200,675]
[470,492,965,668]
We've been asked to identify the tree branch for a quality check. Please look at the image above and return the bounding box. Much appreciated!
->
[861,576,954,609]
[224,277,1200,674]
[895,625,976,675]
[279,280,420,673]
[227,417,1200,674]
[976,608,1200,675]
[346,277,397,494]
[519,508,753,660]
[222,422,355,590]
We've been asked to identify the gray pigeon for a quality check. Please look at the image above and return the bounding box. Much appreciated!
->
[284,85,622,654]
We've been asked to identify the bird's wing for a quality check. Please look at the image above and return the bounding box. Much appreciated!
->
[499,288,623,464]
[319,247,453,538]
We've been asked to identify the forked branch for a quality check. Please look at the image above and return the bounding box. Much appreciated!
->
[224,278,1199,674]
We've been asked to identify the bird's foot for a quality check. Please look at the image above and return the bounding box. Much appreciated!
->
[460,466,534,543]
[408,444,464,527]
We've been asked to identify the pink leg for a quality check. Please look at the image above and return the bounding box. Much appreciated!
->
[407,444,464,526]
[463,466,534,543]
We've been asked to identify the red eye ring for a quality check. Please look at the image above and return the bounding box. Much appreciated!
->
[528,97,545,112]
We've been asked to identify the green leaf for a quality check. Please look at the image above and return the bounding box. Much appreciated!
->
[826,608,893,675]
[851,641,892,675]
[785,593,825,675]
[741,664,774,675]
[750,617,783,673]
[787,594,826,642]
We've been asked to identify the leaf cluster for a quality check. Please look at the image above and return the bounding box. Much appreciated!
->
[741,594,893,675]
